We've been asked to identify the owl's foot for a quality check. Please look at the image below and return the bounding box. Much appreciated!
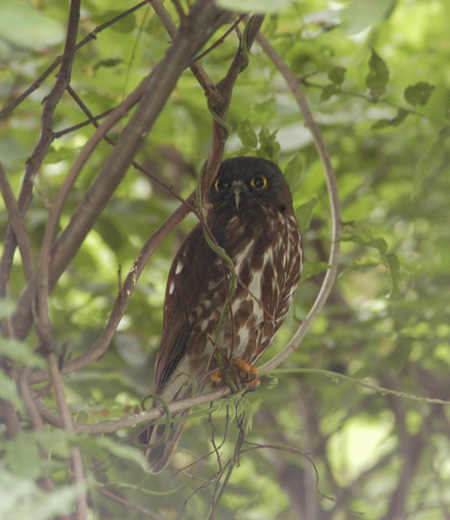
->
[211,358,260,391]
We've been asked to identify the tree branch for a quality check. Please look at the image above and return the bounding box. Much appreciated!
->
[150,0,223,105]
[0,163,34,284]
[256,32,343,372]
[0,0,81,299]
[47,354,88,519]
[95,487,165,520]
[0,1,149,120]
[35,386,231,433]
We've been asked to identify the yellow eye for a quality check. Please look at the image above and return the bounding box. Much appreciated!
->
[250,175,268,189]
[214,178,229,191]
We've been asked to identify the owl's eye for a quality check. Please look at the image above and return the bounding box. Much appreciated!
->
[214,179,229,191]
[250,175,268,189]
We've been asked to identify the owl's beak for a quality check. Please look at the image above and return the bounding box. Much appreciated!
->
[232,181,244,211]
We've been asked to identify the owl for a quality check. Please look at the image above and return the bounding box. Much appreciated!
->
[141,156,303,473]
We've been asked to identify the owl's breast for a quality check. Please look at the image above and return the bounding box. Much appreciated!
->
[186,204,302,371]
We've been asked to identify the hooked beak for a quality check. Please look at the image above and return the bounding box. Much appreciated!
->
[232,181,244,211]
[234,186,242,211]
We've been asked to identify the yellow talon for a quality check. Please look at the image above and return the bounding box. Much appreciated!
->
[210,370,223,384]
[211,358,260,390]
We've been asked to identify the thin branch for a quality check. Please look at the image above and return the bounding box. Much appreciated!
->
[263,368,450,406]
[0,399,21,438]
[95,487,165,520]
[30,201,197,384]
[150,0,223,105]
[65,85,194,206]
[47,354,88,520]
[35,386,231,433]
[201,15,265,198]
[52,107,116,138]
[256,32,343,372]
[0,1,149,120]
[0,163,34,284]
[0,0,81,298]
[191,15,245,64]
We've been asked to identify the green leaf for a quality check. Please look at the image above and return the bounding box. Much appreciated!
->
[372,108,409,130]
[96,437,147,469]
[0,0,64,51]
[341,0,395,35]
[295,197,318,231]
[413,125,450,198]
[340,256,382,276]
[404,82,435,107]
[366,48,389,100]
[5,433,43,479]
[93,58,123,71]
[320,84,338,102]
[216,0,291,13]
[237,119,258,149]
[301,261,332,281]
[0,298,15,319]
[257,126,280,162]
[283,154,303,193]
[93,10,136,33]
[328,66,346,86]
[0,471,83,520]
[385,252,401,298]
[341,225,388,254]
[0,371,22,408]
[0,336,46,368]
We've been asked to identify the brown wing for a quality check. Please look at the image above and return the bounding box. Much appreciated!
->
[154,223,219,393]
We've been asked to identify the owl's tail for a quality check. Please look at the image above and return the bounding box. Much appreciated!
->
[140,409,191,474]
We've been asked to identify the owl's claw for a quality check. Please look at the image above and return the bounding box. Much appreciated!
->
[210,358,260,391]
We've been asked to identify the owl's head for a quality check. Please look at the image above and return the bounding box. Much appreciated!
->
[205,156,293,212]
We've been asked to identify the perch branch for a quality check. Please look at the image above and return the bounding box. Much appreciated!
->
[256,32,343,372]
[35,386,231,433]
[32,367,450,435]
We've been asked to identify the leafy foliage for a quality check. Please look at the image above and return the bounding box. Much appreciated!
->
[1,1,450,519]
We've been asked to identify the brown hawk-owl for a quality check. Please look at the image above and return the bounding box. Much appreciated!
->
[141,156,303,473]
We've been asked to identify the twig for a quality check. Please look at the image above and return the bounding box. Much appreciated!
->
[256,32,343,372]
[191,15,245,64]
[0,163,34,284]
[0,399,21,438]
[0,0,81,300]
[17,368,56,493]
[47,354,88,520]
[52,107,116,138]
[0,1,149,120]
[95,486,165,520]
[150,0,223,105]
[65,85,195,206]
[263,368,450,406]
[201,15,265,199]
